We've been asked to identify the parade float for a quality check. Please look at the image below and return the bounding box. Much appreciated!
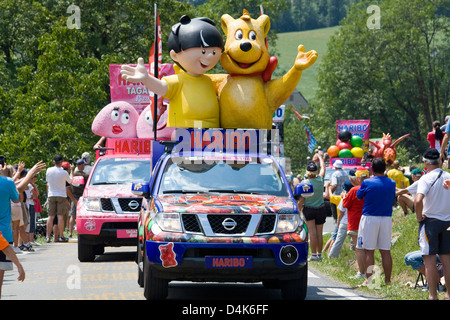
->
[326,119,410,170]
[327,119,371,167]
[78,8,317,300]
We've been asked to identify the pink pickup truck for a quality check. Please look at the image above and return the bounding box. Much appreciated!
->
[76,139,152,262]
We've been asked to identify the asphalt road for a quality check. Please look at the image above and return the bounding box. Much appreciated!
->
[1,217,376,303]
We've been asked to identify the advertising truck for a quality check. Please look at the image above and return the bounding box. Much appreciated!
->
[132,128,312,300]
[76,138,153,262]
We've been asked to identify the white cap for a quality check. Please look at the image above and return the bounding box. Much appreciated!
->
[333,160,343,168]
[82,152,91,164]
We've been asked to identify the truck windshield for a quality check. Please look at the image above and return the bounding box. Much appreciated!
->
[90,158,151,185]
[158,156,289,197]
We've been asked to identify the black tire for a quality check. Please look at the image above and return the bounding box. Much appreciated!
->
[137,239,144,287]
[93,245,104,256]
[262,280,281,289]
[143,245,168,300]
[78,235,95,262]
[281,264,308,300]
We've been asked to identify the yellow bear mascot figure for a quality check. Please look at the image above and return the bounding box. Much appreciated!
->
[210,10,318,129]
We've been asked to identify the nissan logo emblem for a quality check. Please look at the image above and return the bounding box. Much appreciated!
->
[128,200,140,210]
[222,218,237,231]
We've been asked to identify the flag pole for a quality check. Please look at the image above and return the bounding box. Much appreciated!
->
[153,3,158,141]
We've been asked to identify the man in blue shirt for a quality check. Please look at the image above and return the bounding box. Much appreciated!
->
[356,158,396,287]
[0,174,19,244]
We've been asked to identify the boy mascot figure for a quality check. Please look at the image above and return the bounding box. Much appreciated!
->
[121,15,224,128]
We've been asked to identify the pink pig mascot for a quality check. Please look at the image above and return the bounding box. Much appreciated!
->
[92,101,139,138]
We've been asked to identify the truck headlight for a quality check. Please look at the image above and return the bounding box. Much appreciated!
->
[276,214,299,233]
[155,213,182,233]
[84,197,101,211]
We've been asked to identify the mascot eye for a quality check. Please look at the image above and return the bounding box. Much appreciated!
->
[121,112,130,124]
[202,49,206,54]
[144,110,153,125]
[235,29,243,40]
[111,109,120,121]
[213,50,216,55]
[249,31,257,41]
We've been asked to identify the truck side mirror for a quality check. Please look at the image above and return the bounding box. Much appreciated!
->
[294,183,314,200]
[132,181,150,198]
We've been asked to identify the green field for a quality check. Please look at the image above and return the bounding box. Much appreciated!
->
[275,26,339,104]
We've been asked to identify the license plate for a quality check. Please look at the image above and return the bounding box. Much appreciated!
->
[205,256,253,268]
[117,229,137,238]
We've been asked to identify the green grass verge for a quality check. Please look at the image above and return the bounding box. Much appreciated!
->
[309,207,447,300]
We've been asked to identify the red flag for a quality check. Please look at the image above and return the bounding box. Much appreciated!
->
[148,5,164,139]
[148,11,162,77]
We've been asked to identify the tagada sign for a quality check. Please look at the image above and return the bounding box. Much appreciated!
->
[109,64,174,114]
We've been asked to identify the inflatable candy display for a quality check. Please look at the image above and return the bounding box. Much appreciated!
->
[336,140,352,150]
[327,145,340,158]
[328,133,367,159]
[351,147,364,158]
[327,120,372,166]
[338,149,352,158]
[338,129,352,142]
[350,135,363,148]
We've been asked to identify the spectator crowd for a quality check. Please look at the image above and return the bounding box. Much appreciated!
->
[291,137,450,300]
[0,152,91,298]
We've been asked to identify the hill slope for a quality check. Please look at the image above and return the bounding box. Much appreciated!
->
[275,26,339,104]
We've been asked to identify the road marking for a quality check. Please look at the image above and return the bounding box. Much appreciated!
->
[327,288,368,300]
[308,271,319,278]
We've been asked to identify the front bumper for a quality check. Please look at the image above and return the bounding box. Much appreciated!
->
[145,240,308,282]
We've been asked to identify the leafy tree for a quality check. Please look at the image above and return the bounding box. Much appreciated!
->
[196,0,288,56]
[283,108,310,175]
[0,0,193,163]
[272,0,364,32]
[0,0,195,205]
[312,0,450,156]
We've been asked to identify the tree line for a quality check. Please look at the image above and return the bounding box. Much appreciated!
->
[292,0,449,174]
[272,0,363,32]
[0,0,287,166]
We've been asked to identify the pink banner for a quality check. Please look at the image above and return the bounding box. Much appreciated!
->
[109,63,174,114]
[105,138,152,155]
[336,119,370,140]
